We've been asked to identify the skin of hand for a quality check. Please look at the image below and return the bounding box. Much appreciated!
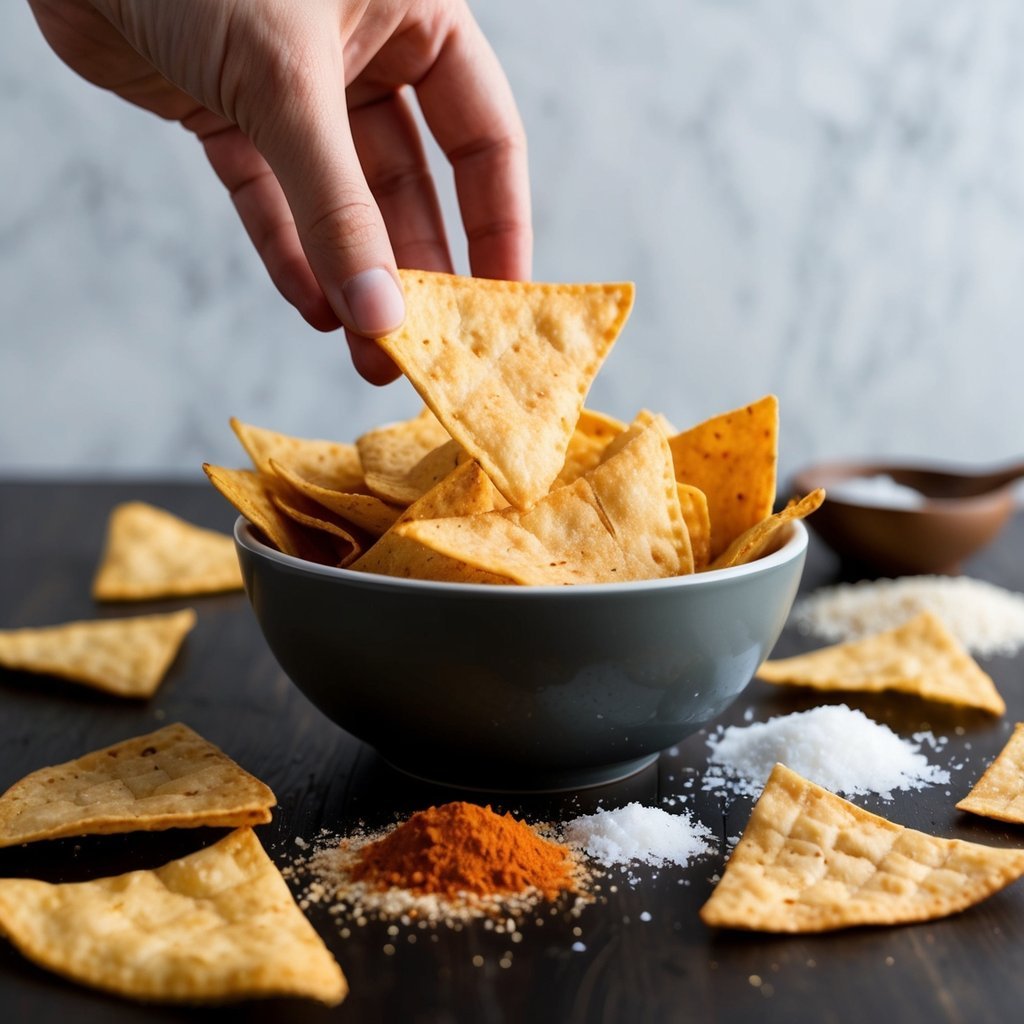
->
[27,0,533,383]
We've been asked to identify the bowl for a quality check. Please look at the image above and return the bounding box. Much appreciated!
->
[234,518,809,792]
[792,458,1021,576]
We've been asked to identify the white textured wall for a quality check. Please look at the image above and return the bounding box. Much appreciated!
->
[2,1,1023,483]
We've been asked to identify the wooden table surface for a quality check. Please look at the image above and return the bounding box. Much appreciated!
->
[2,479,1023,1024]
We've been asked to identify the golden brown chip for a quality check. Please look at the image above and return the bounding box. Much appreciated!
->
[957,723,1024,822]
[230,417,364,491]
[269,458,402,537]
[0,723,276,847]
[700,763,1024,932]
[377,269,635,509]
[0,828,346,1005]
[708,488,825,570]
[396,420,692,584]
[554,408,628,487]
[677,483,711,570]
[668,395,779,561]
[92,502,243,601]
[0,609,195,698]
[269,491,364,568]
[351,461,508,582]
[202,464,347,564]
[756,609,1005,715]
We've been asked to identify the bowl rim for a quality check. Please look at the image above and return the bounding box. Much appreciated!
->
[234,516,808,595]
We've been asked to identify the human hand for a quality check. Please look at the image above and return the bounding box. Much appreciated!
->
[27,0,532,383]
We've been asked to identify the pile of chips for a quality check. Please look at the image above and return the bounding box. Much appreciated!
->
[206,270,824,585]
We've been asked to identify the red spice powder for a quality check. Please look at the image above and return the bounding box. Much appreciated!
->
[350,801,577,901]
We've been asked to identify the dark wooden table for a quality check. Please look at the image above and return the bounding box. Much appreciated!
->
[2,479,1023,1024]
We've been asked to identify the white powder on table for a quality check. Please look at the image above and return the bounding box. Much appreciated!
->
[703,705,950,800]
[793,575,1024,657]
[562,802,713,869]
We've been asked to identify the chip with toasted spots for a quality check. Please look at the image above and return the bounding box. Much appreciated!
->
[700,763,1024,932]
[0,609,195,698]
[0,723,275,847]
[0,828,346,1005]
[92,503,242,601]
[668,395,779,561]
[756,609,1005,715]
[376,269,635,509]
[956,723,1024,823]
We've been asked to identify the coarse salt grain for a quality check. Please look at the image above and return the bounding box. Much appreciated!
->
[703,704,949,800]
[793,576,1024,657]
[562,803,713,869]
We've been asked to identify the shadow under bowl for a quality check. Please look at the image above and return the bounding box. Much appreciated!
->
[792,459,1017,577]
[235,518,808,792]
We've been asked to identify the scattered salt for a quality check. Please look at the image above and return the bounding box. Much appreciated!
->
[793,576,1024,657]
[562,802,713,869]
[704,705,949,800]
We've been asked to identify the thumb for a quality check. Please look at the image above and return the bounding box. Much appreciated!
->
[251,52,404,381]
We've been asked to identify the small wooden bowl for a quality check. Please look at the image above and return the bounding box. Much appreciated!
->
[791,459,1022,576]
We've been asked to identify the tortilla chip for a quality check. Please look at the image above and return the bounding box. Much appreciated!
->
[269,459,401,538]
[700,763,1024,932]
[230,417,364,491]
[92,503,243,601]
[956,723,1024,823]
[668,395,779,560]
[756,610,1005,715]
[396,420,692,584]
[376,269,635,509]
[351,461,508,582]
[677,484,711,570]
[269,492,364,568]
[0,723,275,847]
[0,609,195,698]
[708,488,825,570]
[0,828,346,1005]
[554,408,628,486]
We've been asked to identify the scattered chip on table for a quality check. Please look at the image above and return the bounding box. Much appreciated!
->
[0,827,346,1005]
[667,395,779,561]
[396,419,692,584]
[0,608,196,698]
[699,762,1024,932]
[957,722,1024,823]
[376,269,635,510]
[756,609,1005,715]
[0,723,276,847]
[92,502,243,601]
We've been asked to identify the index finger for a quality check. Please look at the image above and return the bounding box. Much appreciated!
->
[413,10,532,281]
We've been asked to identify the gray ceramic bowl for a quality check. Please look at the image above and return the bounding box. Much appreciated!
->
[235,518,808,792]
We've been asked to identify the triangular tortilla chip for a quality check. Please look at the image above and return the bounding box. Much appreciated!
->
[92,503,243,601]
[0,609,196,698]
[0,723,276,846]
[709,489,824,570]
[396,420,692,584]
[230,417,364,491]
[700,763,1024,932]
[668,395,779,560]
[203,464,350,564]
[269,492,365,568]
[677,484,711,570]
[376,270,635,509]
[957,723,1024,823]
[756,610,1005,715]
[351,461,508,582]
[554,408,628,487]
[0,828,346,1005]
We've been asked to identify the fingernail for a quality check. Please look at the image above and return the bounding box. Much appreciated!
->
[339,268,405,337]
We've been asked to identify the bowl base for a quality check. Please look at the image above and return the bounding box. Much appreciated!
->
[380,751,661,794]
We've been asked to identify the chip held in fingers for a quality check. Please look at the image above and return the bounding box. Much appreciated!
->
[700,763,1024,932]
[0,609,196,698]
[376,270,635,510]
[0,723,276,847]
[756,609,1005,715]
[92,502,242,601]
[0,828,346,1005]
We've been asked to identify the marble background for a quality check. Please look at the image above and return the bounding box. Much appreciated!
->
[2,0,1023,486]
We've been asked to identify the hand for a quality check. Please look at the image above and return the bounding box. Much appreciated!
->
[28,0,532,383]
